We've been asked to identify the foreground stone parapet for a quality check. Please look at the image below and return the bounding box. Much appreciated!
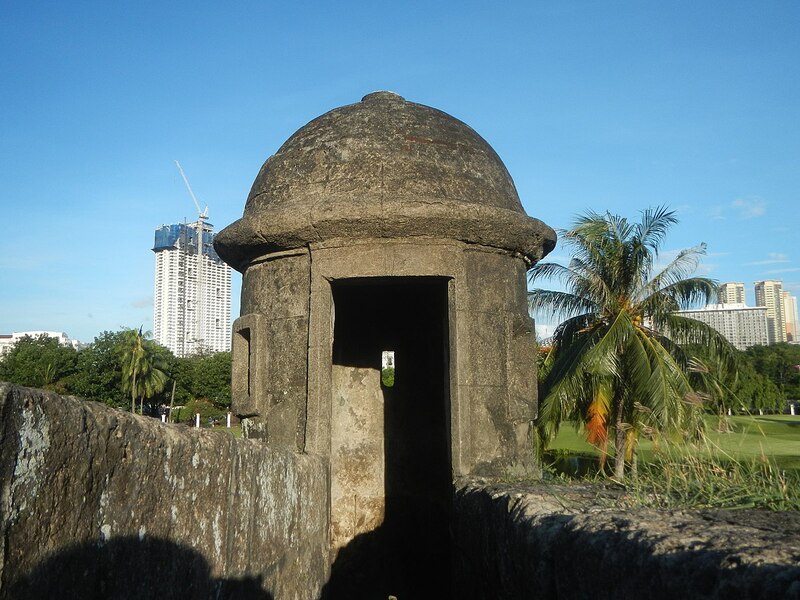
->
[5,382,800,598]
[0,384,329,600]
[452,480,800,599]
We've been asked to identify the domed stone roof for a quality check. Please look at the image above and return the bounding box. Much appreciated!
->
[215,91,555,271]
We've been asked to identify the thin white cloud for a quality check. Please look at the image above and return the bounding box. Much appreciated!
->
[131,296,153,309]
[732,197,766,219]
[706,197,767,221]
[746,252,790,266]
[783,282,800,293]
[695,263,716,275]
[765,267,800,275]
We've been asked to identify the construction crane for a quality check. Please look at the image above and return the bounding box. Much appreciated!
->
[174,160,208,354]
[175,160,209,221]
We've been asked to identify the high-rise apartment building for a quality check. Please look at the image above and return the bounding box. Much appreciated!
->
[754,280,786,345]
[718,282,746,304]
[678,304,769,351]
[782,291,798,342]
[153,219,231,357]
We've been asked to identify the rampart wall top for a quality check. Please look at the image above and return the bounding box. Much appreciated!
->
[214,91,556,271]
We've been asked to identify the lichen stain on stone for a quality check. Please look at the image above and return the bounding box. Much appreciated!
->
[212,511,223,559]
[10,403,51,515]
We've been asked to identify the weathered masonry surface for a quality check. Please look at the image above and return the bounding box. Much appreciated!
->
[0,384,328,599]
[3,385,800,598]
[452,481,800,600]
[214,94,557,590]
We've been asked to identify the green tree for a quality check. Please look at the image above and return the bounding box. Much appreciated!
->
[117,328,168,414]
[68,330,129,406]
[734,363,783,414]
[184,351,231,409]
[169,351,231,419]
[528,207,734,480]
[745,343,800,402]
[0,334,77,392]
[683,344,786,419]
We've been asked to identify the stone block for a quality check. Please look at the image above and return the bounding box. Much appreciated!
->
[452,481,800,599]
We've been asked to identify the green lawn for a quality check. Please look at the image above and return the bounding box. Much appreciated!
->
[210,424,243,438]
[547,414,800,473]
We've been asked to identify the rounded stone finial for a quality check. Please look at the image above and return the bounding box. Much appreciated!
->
[361,91,405,103]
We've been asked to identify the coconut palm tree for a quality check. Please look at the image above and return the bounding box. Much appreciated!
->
[119,327,168,415]
[133,351,169,415]
[528,206,735,480]
[119,328,146,413]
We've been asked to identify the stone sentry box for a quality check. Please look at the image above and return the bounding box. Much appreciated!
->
[214,92,555,569]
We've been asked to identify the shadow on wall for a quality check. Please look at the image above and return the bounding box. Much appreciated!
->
[320,500,452,600]
[4,536,273,600]
[451,486,800,600]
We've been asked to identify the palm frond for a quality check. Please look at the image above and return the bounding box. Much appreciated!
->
[636,332,696,432]
[527,261,581,287]
[640,244,712,302]
[584,378,612,445]
[635,205,677,257]
[528,289,598,321]
[656,314,739,366]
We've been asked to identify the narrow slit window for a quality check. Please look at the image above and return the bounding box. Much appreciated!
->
[234,327,252,397]
[381,350,395,388]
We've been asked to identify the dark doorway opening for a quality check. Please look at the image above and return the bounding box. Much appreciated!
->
[323,276,452,599]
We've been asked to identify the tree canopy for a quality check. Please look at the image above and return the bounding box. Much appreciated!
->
[0,334,77,393]
[0,329,231,419]
[744,343,800,401]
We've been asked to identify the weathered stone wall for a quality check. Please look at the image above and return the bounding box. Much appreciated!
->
[0,384,329,600]
[452,480,800,599]
[235,248,311,449]
[10,382,795,599]
[460,247,539,477]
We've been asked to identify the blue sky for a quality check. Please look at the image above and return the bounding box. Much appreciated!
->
[1,1,798,343]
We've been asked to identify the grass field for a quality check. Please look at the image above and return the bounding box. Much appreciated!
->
[546,414,800,474]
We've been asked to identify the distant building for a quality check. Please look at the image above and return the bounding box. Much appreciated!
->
[718,282,746,304]
[678,303,769,351]
[152,219,231,357]
[783,291,799,342]
[754,280,786,344]
[0,331,82,357]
